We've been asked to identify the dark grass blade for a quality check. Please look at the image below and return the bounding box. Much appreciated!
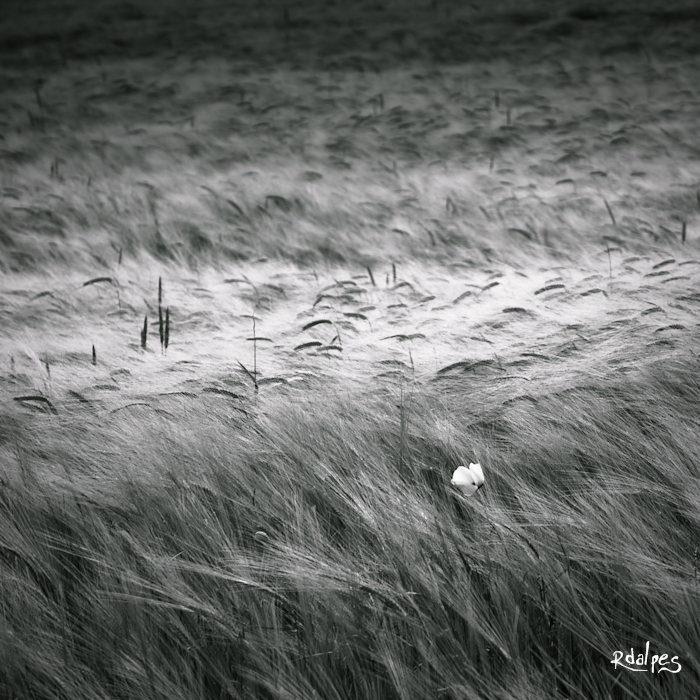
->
[302,319,333,332]
[13,395,57,414]
[604,199,617,228]
[237,360,258,391]
[82,277,113,287]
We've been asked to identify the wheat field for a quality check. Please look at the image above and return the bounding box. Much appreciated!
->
[1,0,700,698]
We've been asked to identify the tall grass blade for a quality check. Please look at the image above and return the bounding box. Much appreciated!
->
[237,360,258,393]
[366,266,376,287]
[604,199,617,228]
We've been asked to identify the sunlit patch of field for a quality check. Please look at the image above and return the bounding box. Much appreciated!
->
[2,1,700,699]
[2,253,700,411]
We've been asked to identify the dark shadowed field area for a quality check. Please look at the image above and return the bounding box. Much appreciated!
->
[1,0,700,698]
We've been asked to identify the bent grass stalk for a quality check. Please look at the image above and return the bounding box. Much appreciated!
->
[158,277,164,353]
[604,199,617,229]
[240,315,259,392]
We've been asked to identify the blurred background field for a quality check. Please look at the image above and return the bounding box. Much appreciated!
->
[1,1,700,699]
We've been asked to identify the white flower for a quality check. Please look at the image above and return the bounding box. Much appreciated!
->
[451,463,485,496]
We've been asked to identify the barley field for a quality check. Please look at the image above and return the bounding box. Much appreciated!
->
[1,0,700,698]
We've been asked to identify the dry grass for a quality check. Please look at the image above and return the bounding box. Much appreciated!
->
[2,0,700,698]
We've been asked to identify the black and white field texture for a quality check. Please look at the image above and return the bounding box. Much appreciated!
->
[1,1,700,698]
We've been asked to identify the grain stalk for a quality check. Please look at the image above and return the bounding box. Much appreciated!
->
[164,308,170,351]
[158,277,164,353]
[603,199,617,229]
[366,266,376,287]
[141,316,148,350]
[239,315,259,393]
[398,381,411,474]
[253,316,257,385]
[92,345,96,366]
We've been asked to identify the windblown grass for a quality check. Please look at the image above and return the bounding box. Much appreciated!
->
[2,354,700,699]
[2,0,700,698]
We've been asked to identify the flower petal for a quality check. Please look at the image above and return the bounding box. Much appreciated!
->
[469,462,485,487]
[451,466,479,496]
